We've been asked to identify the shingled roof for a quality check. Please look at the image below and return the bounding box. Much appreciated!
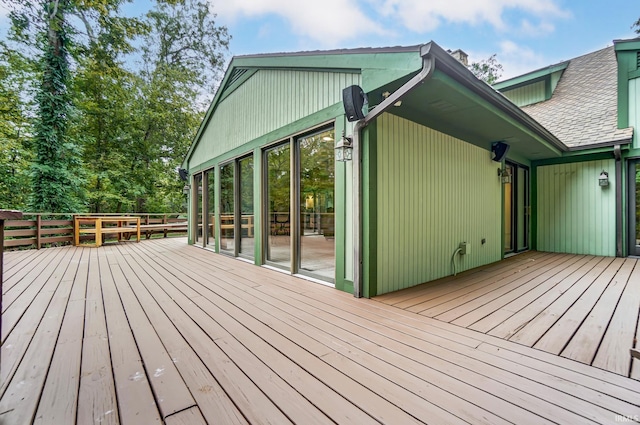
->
[521,46,633,149]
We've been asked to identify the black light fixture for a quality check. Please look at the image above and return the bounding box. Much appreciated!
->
[491,141,510,162]
[335,131,353,162]
[599,170,609,187]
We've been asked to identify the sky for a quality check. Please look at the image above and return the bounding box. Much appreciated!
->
[0,1,637,81]
[210,0,638,80]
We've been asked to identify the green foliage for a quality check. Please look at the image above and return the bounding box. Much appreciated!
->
[28,0,86,213]
[0,42,33,209]
[633,17,640,34]
[1,0,229,213]
[469,54,503,84]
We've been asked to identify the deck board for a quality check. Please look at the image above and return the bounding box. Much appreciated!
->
[2,240,640,424]
[374,251,640,381]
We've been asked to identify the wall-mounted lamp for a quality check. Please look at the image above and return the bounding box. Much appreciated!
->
[335,132,353,162]
[183,184,191,195]
[599,170,609,187]
[497,167,512,183]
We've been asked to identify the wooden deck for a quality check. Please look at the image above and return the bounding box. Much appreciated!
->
[376,251,640,380]
[2,241,640,424]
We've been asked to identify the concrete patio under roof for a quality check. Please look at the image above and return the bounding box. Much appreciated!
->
[2,238,640,424]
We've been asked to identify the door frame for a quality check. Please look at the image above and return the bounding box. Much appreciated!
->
[504,161,530,254]
[628,158,640,256]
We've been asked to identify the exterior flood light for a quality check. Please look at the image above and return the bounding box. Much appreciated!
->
[599,170,609,187]
[335,133,353,162]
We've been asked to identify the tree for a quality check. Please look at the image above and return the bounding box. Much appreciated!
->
[25,0,85,213]
[0,42,33,209]
[633,17,640,34]
[127,0,229,212]
[469,54,503,85]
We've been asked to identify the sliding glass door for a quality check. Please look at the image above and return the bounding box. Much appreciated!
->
[219,162,235,254]
[629,161,640,256]
[239,156,254,259]
[263,126,335,283]
[194,173,203,245]
[206,169,215,248]
[265,143,291,268]
[298,129,335,281]
[504,161,529,254]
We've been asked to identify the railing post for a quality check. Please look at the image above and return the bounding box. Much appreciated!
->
[163,214,168,238]
[36,214,42,249]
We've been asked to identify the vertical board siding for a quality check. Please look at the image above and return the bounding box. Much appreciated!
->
[375,114,502,295]
[189,70,360,168]
[630,78,640,149]
[537,160,616,256]
[501,81,546,107]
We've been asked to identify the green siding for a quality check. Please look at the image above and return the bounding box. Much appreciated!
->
[189,69,360,168]
[537,160,616,256]
[375,114,502,295]
[501,80,546,107]
[630,78,640,149]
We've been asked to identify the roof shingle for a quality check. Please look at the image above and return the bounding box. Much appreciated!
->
[522,46,633,148]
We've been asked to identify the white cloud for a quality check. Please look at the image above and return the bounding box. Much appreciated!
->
[369,0,568,34]
[519,19,556,37]
[212,0,388,47]
[495,40,548,80]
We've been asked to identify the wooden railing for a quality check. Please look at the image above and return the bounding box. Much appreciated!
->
[3,213,187,250]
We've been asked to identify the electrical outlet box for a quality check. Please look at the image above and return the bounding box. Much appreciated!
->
[459,242,470,255]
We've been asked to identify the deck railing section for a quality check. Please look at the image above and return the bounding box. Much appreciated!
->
[2,212,187,250]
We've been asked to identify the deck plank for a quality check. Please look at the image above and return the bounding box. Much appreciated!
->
[0,247,77,396]
[33,249,88,425]
[110,244,250,425]
[422,254,571,319]
[76,249,119,425]
[164,407,208,425]
[97,248,162,424]
[451,254,586,328]
[0,247,79,425]
[147,242,624,424]
[141,243,476,425]
[509,256,617,347]
[390,252,550,309]
[561,258,636,364]
[486,256,604,338]
[119,245,297,425]
[4,240,640,424]
[592,261,640,375]
[534,257,626,355]
[129,243,392,425]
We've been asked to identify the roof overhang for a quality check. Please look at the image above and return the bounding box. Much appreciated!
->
[369,42,567,160]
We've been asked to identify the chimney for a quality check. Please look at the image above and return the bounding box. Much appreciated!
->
[449,49,469,66]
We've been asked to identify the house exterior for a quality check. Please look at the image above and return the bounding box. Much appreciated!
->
[182,38,640,298]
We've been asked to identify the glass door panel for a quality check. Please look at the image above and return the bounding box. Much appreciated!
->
[504,163,514,253]
[239,156,254,259]
[206,169,215,248]
[636,164,640,254]
[298,129,335,281]
[265,144,291,268]
[194,173,203,245]
[220,163,235,254]
[632,162,640,256]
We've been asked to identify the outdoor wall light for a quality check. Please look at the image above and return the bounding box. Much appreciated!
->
[335,132,353,162]
[599,170,609,187]
[183,184,191,195]
[497,167,512,183]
